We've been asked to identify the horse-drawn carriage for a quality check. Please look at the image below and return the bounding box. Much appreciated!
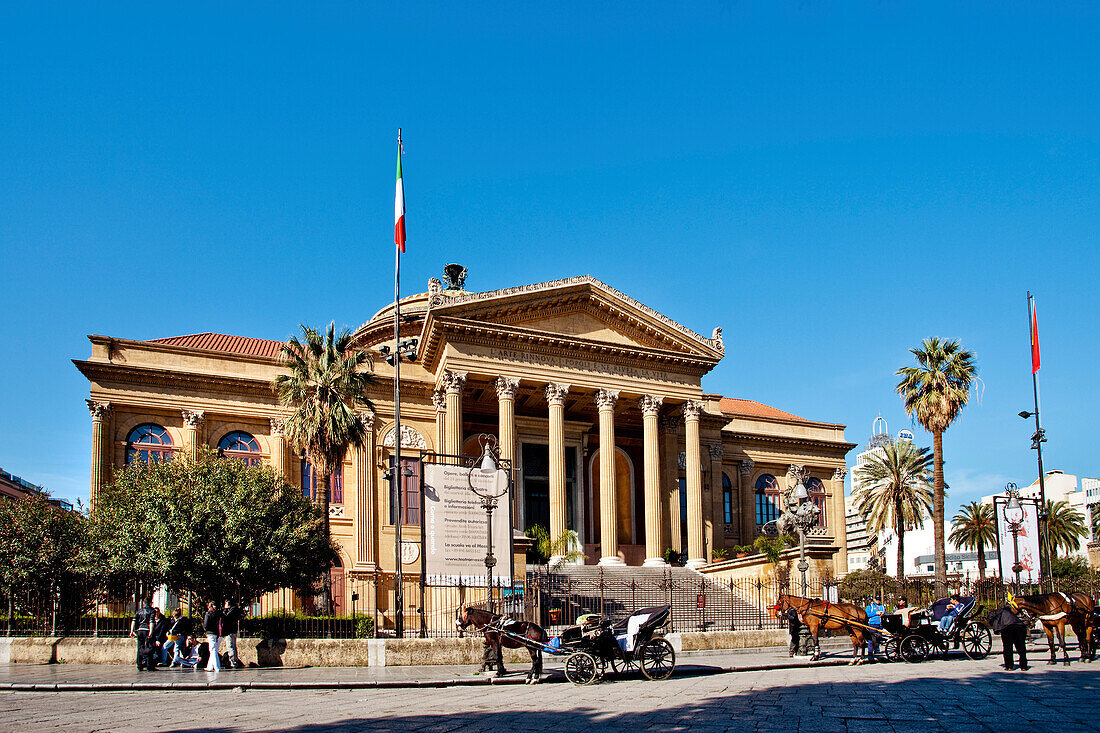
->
[881,596,992,662]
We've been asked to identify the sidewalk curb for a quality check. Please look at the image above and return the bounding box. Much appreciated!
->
[0,657,854,692]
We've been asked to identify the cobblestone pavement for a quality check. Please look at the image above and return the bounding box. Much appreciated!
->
[2,656,1098,732]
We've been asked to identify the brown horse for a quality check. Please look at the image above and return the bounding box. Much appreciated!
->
[456,605,549,683]
[1010,592,1095,666]
[773,593,869,664]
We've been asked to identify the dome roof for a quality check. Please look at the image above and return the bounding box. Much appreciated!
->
[366,292,431,325]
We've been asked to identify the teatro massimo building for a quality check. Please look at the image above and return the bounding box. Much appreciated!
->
[77,270,854,613]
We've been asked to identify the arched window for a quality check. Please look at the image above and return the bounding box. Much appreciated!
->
[301,460,343,504]
[218,431,262,467]
[755,474,782,526]
[806,477,827,527]
[125,424,174,464]
[722,473,734,525]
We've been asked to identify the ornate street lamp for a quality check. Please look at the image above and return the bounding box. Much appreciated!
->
[1002,482,1025,592]
[467,434,511,613]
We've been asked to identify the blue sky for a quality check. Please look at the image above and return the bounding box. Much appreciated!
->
[1,2,1097,515]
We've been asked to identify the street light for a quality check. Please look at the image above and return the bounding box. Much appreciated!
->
[467,434,511,613]
[1002,482,1025,592]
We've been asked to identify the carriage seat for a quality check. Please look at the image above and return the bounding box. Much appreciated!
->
[612,606,671,653]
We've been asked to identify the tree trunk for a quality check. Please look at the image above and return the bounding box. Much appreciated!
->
[315,466,333,615]
[895,494,906,581]
[932,430,947,597]
[977,541,986,581]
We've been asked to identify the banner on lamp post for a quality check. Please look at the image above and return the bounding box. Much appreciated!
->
[993,495,1041,584]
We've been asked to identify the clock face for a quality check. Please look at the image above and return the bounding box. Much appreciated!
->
[400,541,421,565]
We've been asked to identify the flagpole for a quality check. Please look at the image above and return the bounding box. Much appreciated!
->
[1027,291,1051,592]
[393,128,404,637]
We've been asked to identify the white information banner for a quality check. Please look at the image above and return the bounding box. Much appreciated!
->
[994,496,1041,584]
[422,463,513,586]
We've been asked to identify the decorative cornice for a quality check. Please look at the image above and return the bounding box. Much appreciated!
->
[86,399,111,421]
[594,388,620,411]
[721,430,858,452]
[545,382,570,406]
[439,369,467,395]
[494,376,520,401]
[682,400,703,422]
[431,389,447,411]
[181,409,206,428]
[269,417,286,437]
[739,458,755,475]
[638,394,664,416]
[381,425,427,449]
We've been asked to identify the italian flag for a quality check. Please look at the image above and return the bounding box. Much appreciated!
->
[394,148,406,253]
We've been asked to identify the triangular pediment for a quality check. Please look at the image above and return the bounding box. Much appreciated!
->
[422,275,725,359]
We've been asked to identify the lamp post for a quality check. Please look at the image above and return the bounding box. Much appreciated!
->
[1003,482,1025,592]
[467,434,511,613]
[791,480,811,596]
[777,471,819,656]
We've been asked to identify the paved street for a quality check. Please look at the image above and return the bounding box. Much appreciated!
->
[2,656,1098,733]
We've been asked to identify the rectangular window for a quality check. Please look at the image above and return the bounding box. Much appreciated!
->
[521,443,576,533]
[388,456,421,526]
[301,461,343,504]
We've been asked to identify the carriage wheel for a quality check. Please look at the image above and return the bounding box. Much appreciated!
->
[961,623,992,660]
[883,638,900,662]
[900,635,930,663]
[564,652,598,686]
[639,638,676,681]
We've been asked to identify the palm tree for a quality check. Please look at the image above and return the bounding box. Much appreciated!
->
[896,337,977,596]
[949,502,996,581]
[853,440,934,580]
[1044,499,1087,557]
[274,323,375,610]
[1091,503,1100,541]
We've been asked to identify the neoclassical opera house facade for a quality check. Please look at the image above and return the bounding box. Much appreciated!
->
[77,272,854,606]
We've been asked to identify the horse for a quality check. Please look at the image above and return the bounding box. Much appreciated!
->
[773,593,869,665]
[1009,591,1095,666]
[456,605,549,683]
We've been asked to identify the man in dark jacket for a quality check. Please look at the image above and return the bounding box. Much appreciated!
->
[786,607,803,657]
[989,603,1029,670]
[150,608,170,668]
[222,600,243,669]
[129,597,156,671]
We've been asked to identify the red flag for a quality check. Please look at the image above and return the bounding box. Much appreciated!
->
[1030,299,1040,374]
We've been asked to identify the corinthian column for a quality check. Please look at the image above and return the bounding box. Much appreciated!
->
[639,395,666,566]
[683,401,706,569]
[596,389,624,566]
[86,400,111,507]
[545,383,570,554]
[431,389,446,456]
[356,412,378,570]
[495,377,520,517]
[440,370,466,462]
[708,443,724,559]
[269,418,288,477]
[181,410,205,460]
[832,467,849,574]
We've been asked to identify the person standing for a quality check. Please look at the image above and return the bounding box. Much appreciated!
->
[150,608,170,668]
[222,599,243,669]
[989,602,1029,671]
[129,596,156,671]
[864,596,885,662]
[786,606,803,657]
[203,601,222,672]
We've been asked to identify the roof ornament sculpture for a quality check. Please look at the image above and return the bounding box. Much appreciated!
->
[443,264,467,291]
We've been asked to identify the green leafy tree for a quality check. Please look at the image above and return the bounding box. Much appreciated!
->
[274,322,375,610]
[1044,499,1087,557]
[839,568,899,605]
[523,526,585,566]
[0,493,88,630]
[896,337,977,595]
[86,449,339,605]
[949,502,997,581]
[853,440,934,581]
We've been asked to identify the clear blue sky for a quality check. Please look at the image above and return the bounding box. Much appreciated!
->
[2,2,1097,515]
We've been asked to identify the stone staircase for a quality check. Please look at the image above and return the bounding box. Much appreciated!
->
[526,565,775,634]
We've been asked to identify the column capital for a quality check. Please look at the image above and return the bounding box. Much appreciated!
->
[638,394,664,416]
[357,411,376,431]
[544,382,570,406]
[681,400,704,422]
[269,417,286,437]
[181,409,206,428]
[832,466,848,481]
[708,443,724,461]
[86,399,111,421]
[594,388,620,411]
[739,458,755,475]
[494,376,520,400]
[440,370,467,395]
[431,389,447,412]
